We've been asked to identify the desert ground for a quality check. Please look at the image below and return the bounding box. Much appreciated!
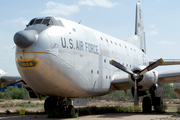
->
[0,99,180,120]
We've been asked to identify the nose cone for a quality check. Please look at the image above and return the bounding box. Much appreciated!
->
[14,30,37,48]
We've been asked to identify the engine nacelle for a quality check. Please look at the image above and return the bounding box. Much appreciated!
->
[128,66,158,91]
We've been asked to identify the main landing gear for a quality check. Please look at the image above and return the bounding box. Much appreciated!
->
[142,87,164,113]
[44,97,75,114]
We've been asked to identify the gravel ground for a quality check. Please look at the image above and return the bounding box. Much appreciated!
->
[0,99,180,120]
[0,113,179,120]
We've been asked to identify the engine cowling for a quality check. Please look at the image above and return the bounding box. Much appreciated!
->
[128,66,158,91]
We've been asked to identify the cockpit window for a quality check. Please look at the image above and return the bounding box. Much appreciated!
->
[49,18,59,26]
[28,18,36,26]
[42,19,50,24]
[27,17,64,27]
[34,19,43,24]
[57,20,64,27]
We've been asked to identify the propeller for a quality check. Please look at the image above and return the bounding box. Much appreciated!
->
[110,58,164,107]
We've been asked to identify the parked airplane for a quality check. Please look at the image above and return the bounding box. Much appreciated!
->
[1,1,180,113]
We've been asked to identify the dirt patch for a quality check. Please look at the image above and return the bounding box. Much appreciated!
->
[0,99,44,113]
[0,99,179,120]
[0,99,179,115]
[0,113,178,120]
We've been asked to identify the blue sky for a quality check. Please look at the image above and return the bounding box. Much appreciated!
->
[0,0,180,74]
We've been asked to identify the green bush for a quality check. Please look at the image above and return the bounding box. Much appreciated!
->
[0,91,3,99]
[162,84,178,99]
[177,106,180,114]
[3,101,14,107]
[15,102,43,107]
[16,102,35,107]
[5,110,11,114]
[95,90,133,101]
[3,86,28,100]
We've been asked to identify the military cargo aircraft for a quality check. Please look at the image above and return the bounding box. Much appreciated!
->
[1,1,180,113]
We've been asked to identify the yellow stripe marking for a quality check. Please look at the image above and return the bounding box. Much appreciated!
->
[17,58,39,69]
[138,22,144,26]
[138,26,144,31]
[16,51,46,54]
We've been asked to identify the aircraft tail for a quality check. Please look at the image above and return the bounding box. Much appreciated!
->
[125,1,146,53]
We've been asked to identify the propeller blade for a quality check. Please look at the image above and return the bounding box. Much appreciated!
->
[110,60,134,75]
[134,79,139,107]
[139,58,164,76]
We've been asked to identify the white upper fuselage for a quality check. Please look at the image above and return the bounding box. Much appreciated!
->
[15,17,148,98]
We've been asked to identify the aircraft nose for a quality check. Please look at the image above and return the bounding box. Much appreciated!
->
[14,30,37,48]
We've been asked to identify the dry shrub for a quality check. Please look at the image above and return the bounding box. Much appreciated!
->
[173,88,180,97]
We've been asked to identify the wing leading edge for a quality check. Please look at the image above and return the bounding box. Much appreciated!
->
[158,70,180,85]
[149,60,180,66]
[111,74,131,90]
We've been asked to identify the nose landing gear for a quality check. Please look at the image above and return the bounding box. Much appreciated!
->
[44,97,75,114]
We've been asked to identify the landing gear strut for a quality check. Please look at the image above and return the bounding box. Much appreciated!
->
[142,87,164,113]
[44,97,75,114]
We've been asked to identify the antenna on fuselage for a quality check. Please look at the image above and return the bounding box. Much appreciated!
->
[79,20,82,24]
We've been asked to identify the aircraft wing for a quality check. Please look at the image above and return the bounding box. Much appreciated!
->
[149,60,180,66]
[111,74,131,90]
[1,74,22,81]
[0,73,44,99]
[158,70,180,85]
[0,73,23,87]
[111,69,180,90]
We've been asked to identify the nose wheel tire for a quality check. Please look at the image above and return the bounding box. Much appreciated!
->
[44,97,58,112]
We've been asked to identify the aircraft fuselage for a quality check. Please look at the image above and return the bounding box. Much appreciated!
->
[15,17,148,98]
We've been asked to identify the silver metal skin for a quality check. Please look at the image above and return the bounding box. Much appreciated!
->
[0,2,176,110]
[14,15,149,98]
[128,66,159,91]
[14,30,37,48]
